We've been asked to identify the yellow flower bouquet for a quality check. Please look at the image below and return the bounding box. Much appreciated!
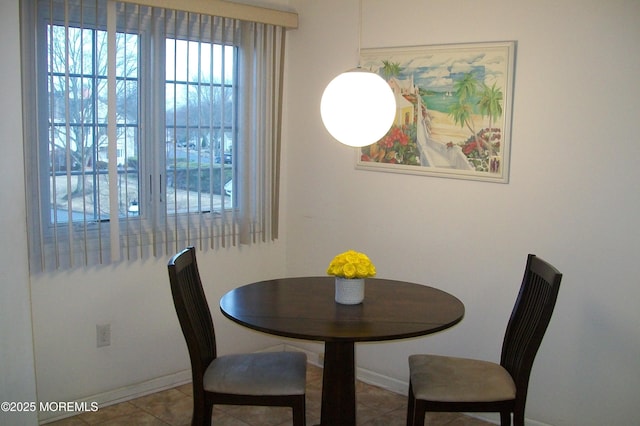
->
[326,250,376,279]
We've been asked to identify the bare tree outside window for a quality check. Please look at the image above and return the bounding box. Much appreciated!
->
[48,25,139,222]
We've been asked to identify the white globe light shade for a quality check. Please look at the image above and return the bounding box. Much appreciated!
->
[321,69,396,147]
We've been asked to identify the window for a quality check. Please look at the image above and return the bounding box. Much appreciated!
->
[164,38,235,216]
[22,0,289,272]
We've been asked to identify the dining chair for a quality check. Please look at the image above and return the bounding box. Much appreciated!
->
[406,254,562,426]
[168,246,307,426]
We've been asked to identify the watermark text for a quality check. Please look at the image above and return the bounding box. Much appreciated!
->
[2,401,99,413]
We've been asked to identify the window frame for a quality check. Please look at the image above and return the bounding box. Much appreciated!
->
[34,3,241,238]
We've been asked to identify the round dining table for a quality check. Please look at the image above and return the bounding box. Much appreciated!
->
[219,276,464,426]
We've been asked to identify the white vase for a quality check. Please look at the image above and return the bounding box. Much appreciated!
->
[335,277,365,304]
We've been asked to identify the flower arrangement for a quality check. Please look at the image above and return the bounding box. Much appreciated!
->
[326,250,376,279]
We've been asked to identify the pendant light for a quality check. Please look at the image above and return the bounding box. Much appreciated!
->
[320,0,396,148]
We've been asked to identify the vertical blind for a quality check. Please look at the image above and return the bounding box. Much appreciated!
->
[21,0,290,272]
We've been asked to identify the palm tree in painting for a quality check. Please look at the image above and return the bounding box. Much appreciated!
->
[449,101,476,141]
[453,72,479,103]
[450,72,481,153]
[381,60,401,80]
[478,82,503,156]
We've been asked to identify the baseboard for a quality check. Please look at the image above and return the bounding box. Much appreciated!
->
[355,364,409,395]
[39,369,192,424]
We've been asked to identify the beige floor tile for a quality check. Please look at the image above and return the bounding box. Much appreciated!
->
[46,416,90,426]
[424,412,480,426]
[128,388,192,425]
[222,405,295,426]
[208,411,253,426]
[443,413,496,425]
[357,381,406,412]
[76,401,138,424]
[93,411,169,425]
[359,406,408,426]
[174,383,193,396]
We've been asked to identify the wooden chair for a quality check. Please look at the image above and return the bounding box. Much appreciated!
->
[406,254,562,426]
[168,246,307,426]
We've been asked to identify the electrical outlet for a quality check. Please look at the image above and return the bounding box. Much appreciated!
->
[96,324,111,347]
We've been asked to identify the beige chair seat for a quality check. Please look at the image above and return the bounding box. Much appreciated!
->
[204,352,307,396]
[409,354,516,402]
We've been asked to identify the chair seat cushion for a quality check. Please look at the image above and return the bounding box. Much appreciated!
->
[204,351,306,396]
[409,354,516,402]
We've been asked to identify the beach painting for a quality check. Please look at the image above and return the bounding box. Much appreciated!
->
[357,41,516,183]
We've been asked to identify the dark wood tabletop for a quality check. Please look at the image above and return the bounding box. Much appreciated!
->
[219,276,464,426]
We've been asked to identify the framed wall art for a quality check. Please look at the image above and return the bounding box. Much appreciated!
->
[357,41,516,183]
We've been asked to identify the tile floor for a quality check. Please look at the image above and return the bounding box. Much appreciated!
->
[47,364,494,425]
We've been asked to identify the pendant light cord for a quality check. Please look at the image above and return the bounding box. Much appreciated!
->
[357,0,362,68]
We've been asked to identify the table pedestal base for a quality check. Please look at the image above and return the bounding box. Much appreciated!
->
[320,341,356,426]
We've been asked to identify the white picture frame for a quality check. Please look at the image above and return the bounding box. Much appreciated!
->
[357,41,517,183]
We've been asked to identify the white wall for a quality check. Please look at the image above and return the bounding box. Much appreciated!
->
[0,1,39,425]
[284,0,640,425]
